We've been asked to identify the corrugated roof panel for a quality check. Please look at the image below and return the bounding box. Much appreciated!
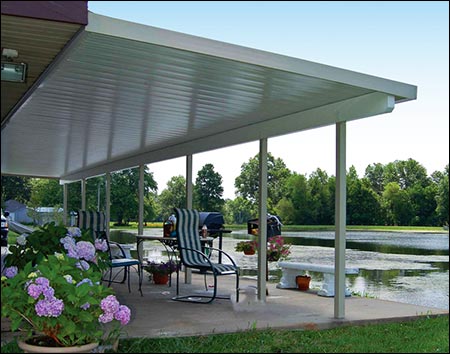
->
[1,13,416,179]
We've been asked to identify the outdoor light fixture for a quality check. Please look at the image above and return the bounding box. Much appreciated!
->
[1,61,27,82]
[1,48,27,83]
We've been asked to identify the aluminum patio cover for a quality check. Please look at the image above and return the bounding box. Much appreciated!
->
[1,11,417,180]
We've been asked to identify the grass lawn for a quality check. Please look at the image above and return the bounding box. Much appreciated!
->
[1,315,448,353]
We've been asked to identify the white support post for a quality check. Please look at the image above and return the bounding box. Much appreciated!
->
[138,165,144,236]
[81,178,86,211]
[258,138,268,302]
[105,173,111,241]
[63,183,68,226]
[185,154,193,284]
[335,121,347,319]
[186,155,193,209]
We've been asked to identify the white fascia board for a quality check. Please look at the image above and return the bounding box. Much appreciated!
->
[61,92,394,181]
[87,12,416,102]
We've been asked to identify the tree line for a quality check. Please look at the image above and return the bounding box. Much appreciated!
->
[1,156,448,227]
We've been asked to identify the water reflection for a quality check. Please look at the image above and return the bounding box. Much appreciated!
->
[284,237,449,256]
[281,231,449,255]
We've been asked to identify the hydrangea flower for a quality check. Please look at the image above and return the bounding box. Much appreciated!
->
[16,234,28,246]
[1,223,129,347]
[4,266,18,279]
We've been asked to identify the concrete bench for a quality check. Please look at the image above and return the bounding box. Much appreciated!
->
[276,261,359,297]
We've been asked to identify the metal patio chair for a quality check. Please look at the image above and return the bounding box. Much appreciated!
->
[172,207,239,304]
[76,210,142,296]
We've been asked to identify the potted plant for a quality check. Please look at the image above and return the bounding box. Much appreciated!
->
[1,223,130,352]
[235,240,258,255]
[4,223,110,272]
[144,260,179,284]
[267,235,291,262]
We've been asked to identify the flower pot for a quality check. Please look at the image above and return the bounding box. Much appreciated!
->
[18,336,99,353]
[153,273,169,285]
[243,249,256,255]
[267,253,280,262]
[296,275,311,291]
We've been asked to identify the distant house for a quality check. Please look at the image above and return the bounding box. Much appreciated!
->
[34,207,64,225]
[4,200,33,224]
[4,200,63,225]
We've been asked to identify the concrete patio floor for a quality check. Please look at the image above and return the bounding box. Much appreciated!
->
[1,268,448,345]
[110,270,448,339]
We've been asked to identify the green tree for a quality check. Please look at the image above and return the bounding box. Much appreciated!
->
[235,153,291,211]
[1,176,32,204]
[194,163,224,212]
[364,163,385,195]
[435,164,449,226]
[144,192,157,223]
[157,175,187,220]
[27,178,63,225]
[67,181,82,213]
[85,176,106,211]
[276,173,311,225]
[110,167,157,225]
[29,178,63,207]
[382,182,414,225]
[384,159,430,190]
[223,197,254,224]
[407,184,438,226]
[347,166,381,225]
[308,168,333,225]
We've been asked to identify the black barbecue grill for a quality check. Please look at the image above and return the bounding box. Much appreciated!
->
[199,212,225,236]
[247,214,282,237]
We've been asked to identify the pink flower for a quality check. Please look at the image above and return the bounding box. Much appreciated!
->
[100,295,120,314]
[114,305,131,325]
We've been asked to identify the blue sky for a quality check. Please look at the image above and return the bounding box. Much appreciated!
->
[88,1,449,199]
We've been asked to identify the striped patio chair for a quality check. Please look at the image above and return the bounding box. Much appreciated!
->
[76,210,142,296]
[172,207,239,304]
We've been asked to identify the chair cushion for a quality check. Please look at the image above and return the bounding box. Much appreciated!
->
[111,258,140,267]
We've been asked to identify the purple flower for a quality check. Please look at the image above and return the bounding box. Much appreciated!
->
[4,266,18,278]
[61,236,78,258]
[100,295,120,314]
[67,227,82,237]
[80,302,91,310]
[35,277,50,288]
[114,305,131,325]
[27,283,43,299]
[95,238,108,252]
[75,241,96,261]
[35,297,64,317]
[42,286,55,299]
[76,278,93,287]
[76,260,90,271]
[98,312,114,324]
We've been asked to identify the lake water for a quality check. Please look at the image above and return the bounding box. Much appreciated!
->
[118,229,449,311]
[229,230,449,310]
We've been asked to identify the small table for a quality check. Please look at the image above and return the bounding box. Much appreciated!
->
[135,235,178,264]
[205,229,232,263]
[135,235,215,285]
[135,235,179,286]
